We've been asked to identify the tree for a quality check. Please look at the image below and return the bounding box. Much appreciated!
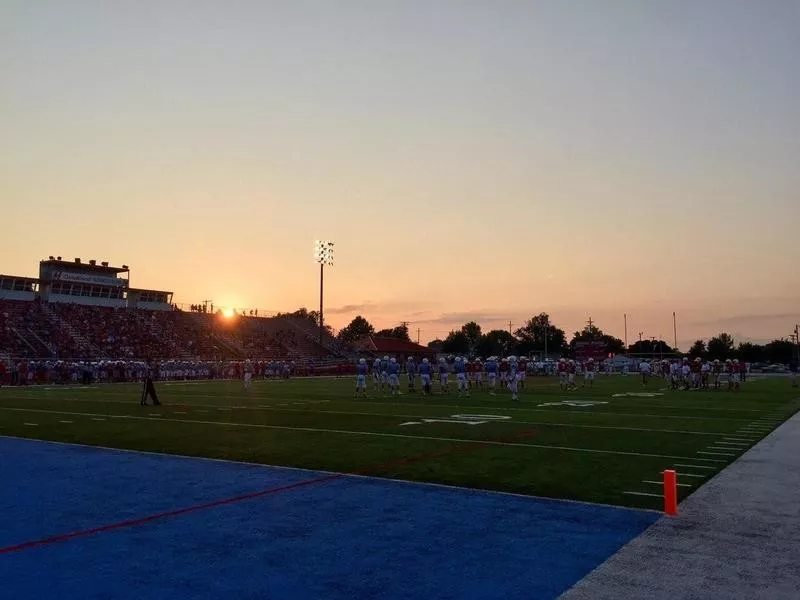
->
[375,324,411,341]
[737,342,765,363]
[515,313,567,356]
[461,321,482,348]
[764,339,794,364]
[569,323,624,356]
[707,332,735,360]
[336,315,374,344]
[441,330,470,355]
[275,307,332,334]
[688,339,706,359]
[475,329,518,358]
[427,339,444,353]
[628,339,674,357]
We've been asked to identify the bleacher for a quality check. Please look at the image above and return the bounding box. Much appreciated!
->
[0,299,343,361]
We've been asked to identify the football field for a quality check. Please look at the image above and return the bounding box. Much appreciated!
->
[0,374,797,509]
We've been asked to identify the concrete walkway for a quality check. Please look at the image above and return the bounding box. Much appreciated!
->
[561,410,800,600]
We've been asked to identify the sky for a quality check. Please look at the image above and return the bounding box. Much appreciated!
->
[2,0,799,348]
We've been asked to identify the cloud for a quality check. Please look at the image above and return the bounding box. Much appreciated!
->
[688,313,800,328]
[325,301,438,316]
[325,302,376,315]
[433,311,512,323]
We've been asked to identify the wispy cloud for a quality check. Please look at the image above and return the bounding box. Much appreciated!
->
[688,313,800,328]
[325,300,438,316]
[325,302,376,315]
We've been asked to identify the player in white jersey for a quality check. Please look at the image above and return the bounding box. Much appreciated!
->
[507,356,520,401]
[243,359,253,390]
[355,358,368,398]
[681,359,691,390]
[639,360,651,386]
[454,356,469,396]
[583,358,596,387]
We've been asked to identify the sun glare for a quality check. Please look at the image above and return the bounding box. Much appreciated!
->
[222,308,235,318]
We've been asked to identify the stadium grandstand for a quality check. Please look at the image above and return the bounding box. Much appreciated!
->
[0,256,349,366]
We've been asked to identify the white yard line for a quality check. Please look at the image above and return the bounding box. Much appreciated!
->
[698,450,736,456]
[664,472,706,478]
[623,491,662,498]
[673,463,717,470]
[0,395,752,438]
[0,406,724,461]
[643,480,693,487]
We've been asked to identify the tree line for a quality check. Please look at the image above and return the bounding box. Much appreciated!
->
[280,308,798,364]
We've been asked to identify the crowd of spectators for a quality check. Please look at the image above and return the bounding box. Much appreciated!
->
[0,300,342,362]
[0,357,353,386]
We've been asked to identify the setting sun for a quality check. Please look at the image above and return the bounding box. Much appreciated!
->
[222,308,235,318]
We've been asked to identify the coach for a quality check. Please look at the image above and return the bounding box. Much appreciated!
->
[140,359,162,406]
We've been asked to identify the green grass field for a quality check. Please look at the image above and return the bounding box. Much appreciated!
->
[1,374,797,509]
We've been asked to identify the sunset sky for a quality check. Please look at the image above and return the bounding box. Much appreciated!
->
[2,1,798,347]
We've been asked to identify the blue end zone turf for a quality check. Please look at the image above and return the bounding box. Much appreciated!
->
[0,437,659,599]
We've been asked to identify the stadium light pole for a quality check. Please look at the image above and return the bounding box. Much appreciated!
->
[314,240,334,347]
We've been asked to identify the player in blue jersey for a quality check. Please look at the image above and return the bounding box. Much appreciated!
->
[507,356,519,401]
[372,358,381,387]
[388,357,401,396]
[355,357,368,398]
[380,355,390,392]
[438,357,450,393]
[454,356,469,397]
[419,357,432,395]
[486,356,499,395]
[406,356,417,393]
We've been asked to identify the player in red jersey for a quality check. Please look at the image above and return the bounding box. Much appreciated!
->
[557,359,568,391]
[725,359,736,390]
[734,359,745,390]
[472,358,483,389]
[518,357,527,390]
[690,357,702,389]
[499,358,510,388]
[567,360,577,390]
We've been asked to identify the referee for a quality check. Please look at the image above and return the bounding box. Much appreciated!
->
[140,359,162,406]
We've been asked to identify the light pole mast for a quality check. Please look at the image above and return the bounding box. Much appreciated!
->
[314,240,334,347]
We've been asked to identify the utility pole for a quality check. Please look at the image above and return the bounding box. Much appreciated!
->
[673,312,678,352]
[624,313,628,353]
[508,320,513,334]
[639,331,643,343]
[417,328,421,344]
[543,321,548,360]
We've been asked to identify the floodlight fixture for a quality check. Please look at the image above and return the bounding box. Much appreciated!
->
[314,240,335,266]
